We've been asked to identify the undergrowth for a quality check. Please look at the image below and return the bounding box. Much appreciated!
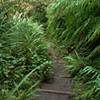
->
[0,0,100,99]
[0,0,52,99]
[47,0,100,99]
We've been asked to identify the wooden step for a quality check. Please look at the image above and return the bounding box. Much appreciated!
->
[36,92,72,100]
[41,77,73,92]
[37,89,75,96]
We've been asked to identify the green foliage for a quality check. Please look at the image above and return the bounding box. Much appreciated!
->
[47,0,100,51]
[1,0,100,99]
[47,0,100,99]
[0,1,52,99]
[64,55,100,99]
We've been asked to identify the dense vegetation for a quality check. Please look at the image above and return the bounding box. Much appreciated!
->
[0,0,100,100]
[0,1,52,99]
[47,0,100,99]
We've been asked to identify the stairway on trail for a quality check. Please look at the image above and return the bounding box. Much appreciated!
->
[36,50,74,100]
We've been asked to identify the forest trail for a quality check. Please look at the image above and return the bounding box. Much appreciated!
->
[36,48,74,100]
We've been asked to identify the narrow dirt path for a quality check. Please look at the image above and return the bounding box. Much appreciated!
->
[36,48,74,100]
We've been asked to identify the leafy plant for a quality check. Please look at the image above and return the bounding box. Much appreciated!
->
[0,1,52,99]
[47,0,100,99]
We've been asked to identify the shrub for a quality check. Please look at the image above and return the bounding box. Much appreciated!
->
[47,0,100,99]
[0,1,52,99]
